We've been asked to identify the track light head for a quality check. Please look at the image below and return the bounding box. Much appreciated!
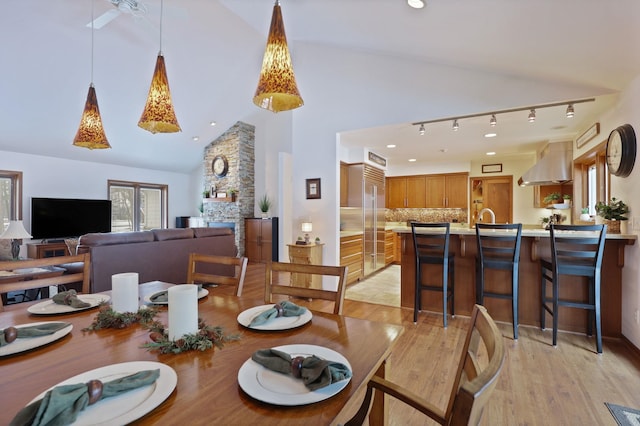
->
[452,119,459,131]
[489,114,497,127]
[419,123,425,135]
[528,109,536,123]
[566,104,575,118]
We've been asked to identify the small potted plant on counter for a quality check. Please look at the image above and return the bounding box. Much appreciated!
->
[579,207,591,222]
[258,194,271,219]
[562,194,572,206]
[595,197,629,234]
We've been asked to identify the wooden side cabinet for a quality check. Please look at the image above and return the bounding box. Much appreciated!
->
[245,217,279,263]
[287,243,324,289]
[27,242,68,259]
[384,230,395,266]
[340,234,363,285]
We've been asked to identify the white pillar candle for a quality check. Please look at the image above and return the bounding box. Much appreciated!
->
[168,284,199,340]
[111,272,139,313]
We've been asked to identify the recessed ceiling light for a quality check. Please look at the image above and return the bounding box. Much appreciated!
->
[440,149,448,153]
[408,158,417,162]
[210,121,217,126]
[386,144,396,148]
[192,136,199,141]
[407,0,425,9]
[484,133,497,138]
[486,151,496,156]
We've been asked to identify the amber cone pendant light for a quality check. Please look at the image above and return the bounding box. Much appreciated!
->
[138,53,181,133]
[73,0,110,150]
[138,0,181,133]
[73,84,111,149]
[253,0,303,113]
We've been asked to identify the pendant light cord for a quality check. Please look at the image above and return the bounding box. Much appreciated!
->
[90,0,95,84]
[159,0,163,54]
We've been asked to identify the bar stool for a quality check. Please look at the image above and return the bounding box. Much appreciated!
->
[475,223,522,340]
[411,222,455,327]
[540,224,606,353]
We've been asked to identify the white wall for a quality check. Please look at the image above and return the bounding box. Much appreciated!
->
[0,151,192,234]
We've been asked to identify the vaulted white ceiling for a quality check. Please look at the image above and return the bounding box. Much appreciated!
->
[1,0,638,172]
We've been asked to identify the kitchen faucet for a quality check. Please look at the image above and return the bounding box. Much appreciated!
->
[477,208,496,224]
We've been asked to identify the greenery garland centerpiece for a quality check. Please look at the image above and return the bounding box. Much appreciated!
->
[142,318,241,354]
[83,303,159,331]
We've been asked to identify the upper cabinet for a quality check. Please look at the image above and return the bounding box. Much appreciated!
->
[340,162,349,207]
[386,175,426,208]
[386,172,468,209]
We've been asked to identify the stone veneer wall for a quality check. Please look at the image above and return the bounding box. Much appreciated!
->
[203,121,255,256]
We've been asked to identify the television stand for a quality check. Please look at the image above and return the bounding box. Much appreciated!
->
[26,241,69,258]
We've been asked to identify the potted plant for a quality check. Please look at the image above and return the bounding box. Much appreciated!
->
[562,194,571,205]
[229,189,238,201]
[579,207,591,222]
[258,194,271,219]
[542,192,562,206]
[595,197,629,233]
[540,216,550,229]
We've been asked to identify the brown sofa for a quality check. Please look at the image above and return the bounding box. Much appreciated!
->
[77,227,237,293]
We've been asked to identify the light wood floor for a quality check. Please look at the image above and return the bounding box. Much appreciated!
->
[243,262,640,425]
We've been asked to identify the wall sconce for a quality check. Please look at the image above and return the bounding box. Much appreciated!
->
[301,222,312,244]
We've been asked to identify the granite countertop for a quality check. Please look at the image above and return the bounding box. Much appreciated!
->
[340,230,364,238]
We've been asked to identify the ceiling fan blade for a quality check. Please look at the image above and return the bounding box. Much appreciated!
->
[86,9,121,29]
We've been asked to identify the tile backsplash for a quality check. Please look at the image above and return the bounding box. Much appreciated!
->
[386,208,468,224]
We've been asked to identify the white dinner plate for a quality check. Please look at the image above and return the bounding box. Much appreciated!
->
[0,321,73,357]
[237,344,351,406]
[237,305,313,330]
[27,294,110,315]
[26,361,177,426]
[143,287,209,305]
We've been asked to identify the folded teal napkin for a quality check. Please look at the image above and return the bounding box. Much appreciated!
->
[149,285,202,303]
[10,369,160,426]
[1,323,71,347]
[249,301,307,327]
[251,348,351,391]
[52,290,90,309]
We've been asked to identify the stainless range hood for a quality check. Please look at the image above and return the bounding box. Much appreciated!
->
[518,141,573,186]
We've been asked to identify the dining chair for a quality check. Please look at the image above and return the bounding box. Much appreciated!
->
[343,304,505,426]
[186,253,248,296]
[540,224,606,353]
[411,222,455,327]
[475,223,523,340]
[0,253,91,311]
[264,261,347,315]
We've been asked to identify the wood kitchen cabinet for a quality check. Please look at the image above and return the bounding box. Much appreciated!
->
[384,230,395,266]
[340,162,349,207]
[425,173,468,208]
[386,175,426,208]
[534,183,573,208]
[340,234,364,285]
[244,217,278,263]
[288,243,324,289]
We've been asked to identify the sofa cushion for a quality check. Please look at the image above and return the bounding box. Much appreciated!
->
[79,231,154,246]
[193,227,233,238]
[152,228,194,241]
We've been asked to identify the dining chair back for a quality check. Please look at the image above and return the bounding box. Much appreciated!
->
[264,261,347,315]
[411,222,455,326]
[540,224,606,353]
[475,223,523,339]
[0,253,91,311]
[187,253,248,296]
[344,304,505,426]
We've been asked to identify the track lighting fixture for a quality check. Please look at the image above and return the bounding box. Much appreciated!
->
[411,97,593,133]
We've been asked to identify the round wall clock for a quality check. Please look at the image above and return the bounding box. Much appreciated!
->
[606,124,636,178]
[212,155,228,178]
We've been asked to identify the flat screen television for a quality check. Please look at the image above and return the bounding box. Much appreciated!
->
[31,197,112,240]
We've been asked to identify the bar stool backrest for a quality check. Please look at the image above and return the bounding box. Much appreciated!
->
[410,222,451,262]
[476,223,523,265]
[549,224,606,274]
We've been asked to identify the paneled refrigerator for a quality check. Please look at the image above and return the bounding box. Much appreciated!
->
[348,164,385,277]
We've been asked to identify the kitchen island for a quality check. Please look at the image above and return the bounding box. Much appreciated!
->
[393,226,636,337]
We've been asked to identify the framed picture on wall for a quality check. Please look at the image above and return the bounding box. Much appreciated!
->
[306,178,321,199]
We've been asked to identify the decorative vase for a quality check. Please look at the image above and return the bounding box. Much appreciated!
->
[261,211,268,219]
[579,213,591,222]
[604,219,620,234]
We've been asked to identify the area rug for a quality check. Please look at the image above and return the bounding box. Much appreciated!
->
[606,402,640,425]
[345,265,400,307]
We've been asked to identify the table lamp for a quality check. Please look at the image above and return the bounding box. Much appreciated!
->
[0,220,32,260]
[301,222,313,244]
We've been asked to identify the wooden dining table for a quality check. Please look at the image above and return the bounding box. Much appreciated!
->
[0,282,404,425]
